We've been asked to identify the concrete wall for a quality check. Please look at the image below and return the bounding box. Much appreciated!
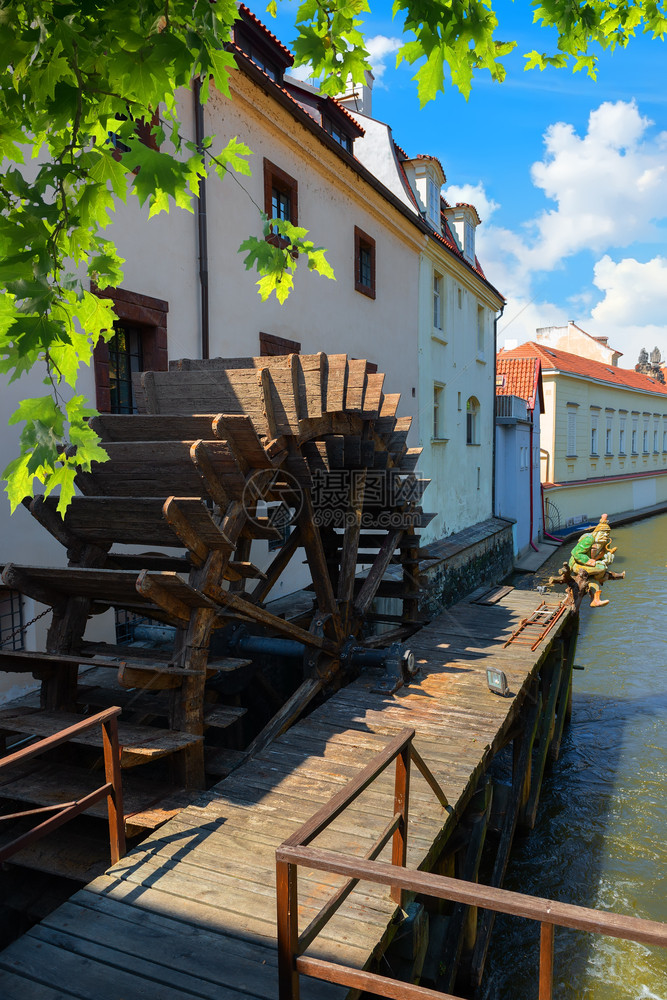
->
[419,519,514,617]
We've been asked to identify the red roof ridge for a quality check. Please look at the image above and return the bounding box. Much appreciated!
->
[502,342,667,395]
[238,4,294,64]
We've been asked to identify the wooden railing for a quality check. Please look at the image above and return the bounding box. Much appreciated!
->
[276,727,667,1000]
[0,706,126,865]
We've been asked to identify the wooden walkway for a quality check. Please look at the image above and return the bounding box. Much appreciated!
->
[0,587,571,1000]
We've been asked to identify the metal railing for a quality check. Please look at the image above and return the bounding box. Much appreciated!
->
[0,706,126,865]
[496,394,528,421]
[276,727,667,1000]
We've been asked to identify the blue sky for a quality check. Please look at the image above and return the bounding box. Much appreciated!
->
[250,2,667,366]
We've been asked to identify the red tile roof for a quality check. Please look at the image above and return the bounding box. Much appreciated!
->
[499,342,667,396]
[496,356,543,412]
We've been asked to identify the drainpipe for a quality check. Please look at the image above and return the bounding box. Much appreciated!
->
[193,78,210,360]
[492,304,505,518]
[529,412,539,551]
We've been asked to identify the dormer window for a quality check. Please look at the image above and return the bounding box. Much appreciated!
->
[237,31,279,81]
[443,203,481,265]
[322,116,352,153]
[403,156,446,233]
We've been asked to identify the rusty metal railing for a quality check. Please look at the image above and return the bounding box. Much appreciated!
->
[276,727,667,1000]
[0,706,126,865]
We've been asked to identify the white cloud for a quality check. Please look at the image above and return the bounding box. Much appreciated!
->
[287,62,315,83]
[478,100,667,302]
[525,100,667,271]
[497,297,569,350]
[591,255,667,326]
[365,35,401,83]
[444,182,499,224]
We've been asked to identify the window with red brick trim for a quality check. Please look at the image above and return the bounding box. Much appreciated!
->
[92,287,168,413]
[354,226,376,299]
[264,158,298,226]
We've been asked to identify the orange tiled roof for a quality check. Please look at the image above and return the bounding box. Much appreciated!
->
[499,342,667,396]
[238,4,294,64]
[496,356,543,411]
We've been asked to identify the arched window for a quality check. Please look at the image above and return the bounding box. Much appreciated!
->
[466,396,480,445]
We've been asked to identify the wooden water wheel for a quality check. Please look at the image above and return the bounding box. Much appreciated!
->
[0,353,433,798]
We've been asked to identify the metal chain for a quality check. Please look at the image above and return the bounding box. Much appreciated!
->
[0,607,51,649]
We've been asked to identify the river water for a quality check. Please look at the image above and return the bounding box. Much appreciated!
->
[480,515,667,1000]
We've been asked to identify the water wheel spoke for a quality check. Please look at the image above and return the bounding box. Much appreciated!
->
[354,528,404,618]
[295,491,342,637]
[249,524,302,605]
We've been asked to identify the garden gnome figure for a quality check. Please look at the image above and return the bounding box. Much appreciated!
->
[568,513,624,607]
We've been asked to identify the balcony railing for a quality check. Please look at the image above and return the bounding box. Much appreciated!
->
[496,395,528,421]
[0,706,126,865]
[276,727,667,1000]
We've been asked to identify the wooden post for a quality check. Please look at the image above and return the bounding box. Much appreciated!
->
[101,714,126,864]
[539,922,555,1000]
[391,744,411,905]
[276,859,300,1000]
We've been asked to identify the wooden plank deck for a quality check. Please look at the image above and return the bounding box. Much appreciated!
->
[0,587,571,1000]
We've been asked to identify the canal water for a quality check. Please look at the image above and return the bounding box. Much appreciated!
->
[481,515,667,1000]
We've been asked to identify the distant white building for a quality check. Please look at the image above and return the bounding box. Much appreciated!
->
[500,331,667,533]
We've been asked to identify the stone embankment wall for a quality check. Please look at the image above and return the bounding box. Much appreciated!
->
[419,517,514,617]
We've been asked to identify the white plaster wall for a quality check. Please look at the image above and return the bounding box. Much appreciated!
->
[345,112,417,212]
[495,420,536,554]
[416,249,500,540]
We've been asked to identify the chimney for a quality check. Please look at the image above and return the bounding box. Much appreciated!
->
[338,69,374,117]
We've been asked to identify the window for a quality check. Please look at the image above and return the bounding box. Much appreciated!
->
[322,117,352,152]
[0,589,23,651]
[654,420,659,452]
[566,409,577,456]
[354,226,376,299]
[108,110,160,158]
[264,158,298,227]
[433,384,445,439]
[433,273,442,330]
[632,415,639,453]
[619,416,626,454]
[663,425,667,452]
[108,324,144,413]
[477,305,485,355]
[457,392,462,411]
[464,219,475,262]
[92,287,168,414]
[466,396,479,445]
[605,417,613,455]
[590,414,599,455]
[643,416,649,453]
[428,179,440,228]
[237,32,279,80]
[260,332,301,356]
[457,287,463,310]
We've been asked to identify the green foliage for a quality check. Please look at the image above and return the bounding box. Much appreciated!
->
[240,216,335,305]
[289,1,667,104]
[0,0,251,512]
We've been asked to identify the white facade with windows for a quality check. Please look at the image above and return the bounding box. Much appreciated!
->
[501,336,667,531]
